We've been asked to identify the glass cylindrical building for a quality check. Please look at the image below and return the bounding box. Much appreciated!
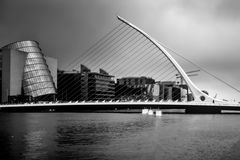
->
[2,40,56,97]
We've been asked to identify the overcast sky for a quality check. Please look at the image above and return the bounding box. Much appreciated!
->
[1,0,240,101]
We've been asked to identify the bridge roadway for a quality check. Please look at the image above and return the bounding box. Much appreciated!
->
[1,101,240,113]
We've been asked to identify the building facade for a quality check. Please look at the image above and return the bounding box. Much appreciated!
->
[117,76,155,87]
[57,65,115,101]
[57,70,81,101]
[115,78,182,101]
[0,40,57,103]
[153,81,182,101]
[80,65,115,101]
[116,77,155,100]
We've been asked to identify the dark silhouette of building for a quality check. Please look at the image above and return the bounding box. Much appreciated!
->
[172,87,181,101]
[57,70,81,101]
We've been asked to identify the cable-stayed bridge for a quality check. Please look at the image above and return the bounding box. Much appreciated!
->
[1,16,240,113]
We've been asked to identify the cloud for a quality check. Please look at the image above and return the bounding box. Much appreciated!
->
[216,0,240,19]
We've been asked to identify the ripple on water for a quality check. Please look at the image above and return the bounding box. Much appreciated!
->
[1,113,240,160]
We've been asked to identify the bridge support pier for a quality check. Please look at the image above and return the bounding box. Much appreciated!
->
[185,106,221,114]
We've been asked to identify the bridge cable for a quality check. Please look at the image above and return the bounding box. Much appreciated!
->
[158,42,240,94]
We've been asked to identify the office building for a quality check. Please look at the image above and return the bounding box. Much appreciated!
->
[80,65,115,101]
[57,70,81,101]
[144,81,179,101]
[117,76,155,87]
[158,81,181,101]
[116,77,155,100]
[57,65,115,101]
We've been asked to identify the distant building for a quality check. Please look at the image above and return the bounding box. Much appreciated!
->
[159,81,175,101]
[116,77,155,100]
[152,82,161,101]
[117,76,155,87]
[146,81,182,101]
[80,65,115,101]
[57,65,115,101]
[57,70,81,101]
[116,77,183,101]
[0,40,57,103]
[158,81,181,101]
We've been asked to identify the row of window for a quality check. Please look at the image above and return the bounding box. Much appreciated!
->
[25,58,46,65]
[26,53,43,59]
[92,75,112,80]
[91,93,115,97]
[94,80,115,85]
[95,84,115,89]
[119,80,152,86]
[24,64,48,72]
[26,87,56,97]
[17,46,41,53]
[5,41,38,49]
[24,70,51,79]
[23,75,52,87]
[89,74,112,80]
[95,88,115,93]
[24,81,55,94]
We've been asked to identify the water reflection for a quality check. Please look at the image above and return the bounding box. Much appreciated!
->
[54,114,156,159]
[23,130,48,159]
[1,113,240,159]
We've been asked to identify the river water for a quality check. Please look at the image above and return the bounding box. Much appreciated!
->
[1,113,240,160]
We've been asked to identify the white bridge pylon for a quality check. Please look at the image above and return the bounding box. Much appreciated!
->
[117,16,222,103]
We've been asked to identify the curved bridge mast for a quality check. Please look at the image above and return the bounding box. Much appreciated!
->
[117,16,220,103]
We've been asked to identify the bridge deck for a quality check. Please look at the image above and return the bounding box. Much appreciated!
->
[0,101,240,113]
